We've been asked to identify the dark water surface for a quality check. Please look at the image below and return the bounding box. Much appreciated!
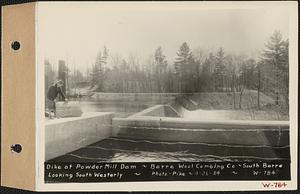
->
[48,137,290,163]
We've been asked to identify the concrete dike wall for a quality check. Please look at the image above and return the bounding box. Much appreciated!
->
[112,105,289,146]
[45,104,289,160]
[129,105,181,118]
[45,112,114,161]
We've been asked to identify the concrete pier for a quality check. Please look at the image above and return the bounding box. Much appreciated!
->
[45,112,114,161]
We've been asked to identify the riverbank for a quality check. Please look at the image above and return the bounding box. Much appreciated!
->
[69,90,288,120]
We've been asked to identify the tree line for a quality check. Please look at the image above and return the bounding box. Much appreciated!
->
[45,31,289,110]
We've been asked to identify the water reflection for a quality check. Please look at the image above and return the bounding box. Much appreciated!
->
[48,137,290,163]
[80,101,149,118]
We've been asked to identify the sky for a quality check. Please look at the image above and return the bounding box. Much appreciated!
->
[37,2,291,72]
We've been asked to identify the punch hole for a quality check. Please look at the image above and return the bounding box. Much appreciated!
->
[11,41,21,50]
[10,144,22,153]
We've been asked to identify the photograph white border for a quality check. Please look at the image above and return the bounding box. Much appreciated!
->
[35,1,298,191]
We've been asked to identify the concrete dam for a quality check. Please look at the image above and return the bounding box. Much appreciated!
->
[45,94,290,162]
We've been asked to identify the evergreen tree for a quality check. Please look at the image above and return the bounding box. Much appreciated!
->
[102,45,108,71]
[90,46,109,91]
[213,47,226,91]
[262,31,288,105]
[154,46,168,92]
[281,39,289,106]
[174,42,194,93]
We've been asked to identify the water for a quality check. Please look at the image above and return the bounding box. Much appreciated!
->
[48,137,290,163]
[79,101,149,118]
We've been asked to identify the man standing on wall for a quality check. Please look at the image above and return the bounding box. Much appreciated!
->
[46,80,68,118]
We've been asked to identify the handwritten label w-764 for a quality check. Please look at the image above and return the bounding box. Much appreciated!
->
[262,182,288,189]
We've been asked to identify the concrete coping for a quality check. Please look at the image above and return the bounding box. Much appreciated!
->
[45,112,114,125]
[113,116,289,129]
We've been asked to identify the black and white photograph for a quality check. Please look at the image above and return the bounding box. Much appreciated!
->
[37,1,297,190]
